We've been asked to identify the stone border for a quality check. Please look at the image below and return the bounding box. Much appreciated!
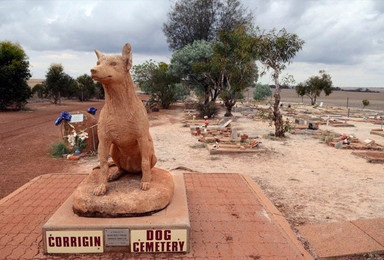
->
[241,174,314,260]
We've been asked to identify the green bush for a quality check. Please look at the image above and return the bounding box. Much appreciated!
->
[253,83,272,101]
[50,142,68,158]
[196,101,218,118]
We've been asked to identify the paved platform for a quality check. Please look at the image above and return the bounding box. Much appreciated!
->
[0,172,312,259]
[298,219,384,258]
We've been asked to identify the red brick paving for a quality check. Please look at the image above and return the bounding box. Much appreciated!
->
[298,220,384,258]
[0,173,312,259]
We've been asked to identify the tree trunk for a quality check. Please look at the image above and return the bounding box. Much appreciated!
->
[273,70,284,137]
[309,96,316,106]
[224,102,233,117]
[204,87,210,105]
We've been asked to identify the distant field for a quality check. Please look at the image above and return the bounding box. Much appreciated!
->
[246,88,384,112]
[27,79,44,88]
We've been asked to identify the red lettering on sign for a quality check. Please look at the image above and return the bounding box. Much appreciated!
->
[147,230,153,240]
[164,230,171,240]
[140,241,144,252]
[48,237,54,247]
[83,236,89,247]
[63,237,69,247]
[179,241,185,251]
[55,237,62,247]
[132,242,139,252]
[155,241,160,252]
[166,241,171,251]
[155,230,162,240]
[94,236,101,247]
[71,236,77,247]
[90,236,93,247]
[172,241,178,251]
[146,242,154,252]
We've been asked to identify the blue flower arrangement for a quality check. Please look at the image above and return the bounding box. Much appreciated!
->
[55,111,72,126]
[87,107,97,115]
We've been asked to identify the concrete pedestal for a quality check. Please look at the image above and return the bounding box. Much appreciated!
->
[42,173,190,254]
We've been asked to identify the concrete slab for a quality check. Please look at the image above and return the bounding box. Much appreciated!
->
[298,221,384,258]
[352,218,384,246]
[43,173,190,253]
[352,151,384,163]
[207,143,266,155]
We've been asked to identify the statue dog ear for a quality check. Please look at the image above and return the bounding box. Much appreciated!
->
[95,49,104,60]
[122,43,132,70]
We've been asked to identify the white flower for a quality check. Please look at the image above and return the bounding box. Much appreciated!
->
[67,134,76,146]
[66,130,78,147]
[78,131,88,141]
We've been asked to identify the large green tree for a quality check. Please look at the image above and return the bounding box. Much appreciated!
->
[0,41,31,110]
[163,0,253,51]
[76,74,96,101]
[44,64,74,104]
[132,59,158,94]
[210,27,259,116]
[133,61,183,109]
[257,28,304,137]
[169,40,215,104]
[295,70,333,105]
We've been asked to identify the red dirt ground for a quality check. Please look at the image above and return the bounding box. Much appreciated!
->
[0,100,104,199]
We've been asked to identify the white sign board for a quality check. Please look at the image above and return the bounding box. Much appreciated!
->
[70,114,84,123]
[130,229,187,252]
[45,230,103,253]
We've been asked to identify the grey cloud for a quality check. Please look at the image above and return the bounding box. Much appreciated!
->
[1,0,384,87]
[0,0,171,56]
[247,0,384,65]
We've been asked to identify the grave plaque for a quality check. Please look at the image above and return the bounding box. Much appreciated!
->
[70,113,84,123]
[105,229,130,246]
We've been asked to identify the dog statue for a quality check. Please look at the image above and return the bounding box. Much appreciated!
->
[90,43,157,196]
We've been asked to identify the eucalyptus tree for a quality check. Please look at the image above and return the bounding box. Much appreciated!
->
[295,70,333,105]
[169,40,215,105]
[257,28,304,137]
[210,27,259,116]
[163,0,253,50]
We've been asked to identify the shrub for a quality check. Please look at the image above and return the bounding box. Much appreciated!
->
[253,83,272,101]
[362,99,370,108]
[196,101,218,118]
[50,142,68,158]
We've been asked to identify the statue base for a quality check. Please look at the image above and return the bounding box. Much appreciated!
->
[72,167,174,217]
[42,173,190,254]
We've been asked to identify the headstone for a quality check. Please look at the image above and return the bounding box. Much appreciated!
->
[62,111,98,154]
[231,128,238,139]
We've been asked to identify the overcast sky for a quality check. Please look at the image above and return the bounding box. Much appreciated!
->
[1,0,383,88]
